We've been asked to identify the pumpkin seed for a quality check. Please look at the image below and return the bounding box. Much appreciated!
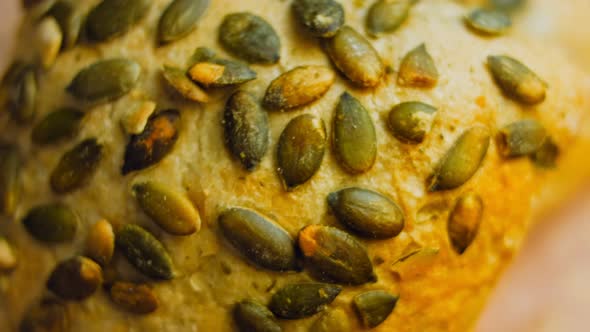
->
[31,108,84,145]
[189,46,217,65]
[487,55,546,105]
[387,101,437,144]
[490,0,525,12]
[219,207,297,271]
[497,120,547,157]
[120,100,157,135]
[86,0,151,41]
[234,300,282,332]
[48,1,83,49]
[263,66,334,111]
[219,12,281,64]
[122,110,180,175]
[6,65,37,124]
[269,283,342,319]
[35,17,62,69]
[22,0,48,9]
[353,290,398,328]
[292,0,344,38]
[0,144,20,216]
[132,181,201,236]
[324,26,385,87]
[366,0,412,36]
[224,91,270,171]
[109,281,159,314]
[162,66,209,103]
[398,43,438,88]
[188,59,257,88]
[310,308,351,332]
[298,225,376,285]
[47,256,102,301]
[465,8,511,35]
[0,237,17,272]
[277,114,327,190]
[448,192,483,254]
[115,224,175,280]
[22,203,78,243]
[328,187,404,239]
[20,299,69,332]
[531,136,559,168]
[158,0,209,43]
[67,59,141,102]
[85,219,115,266]
[50,138,103,194]
[333,92,377,173]
[429,126,490,191]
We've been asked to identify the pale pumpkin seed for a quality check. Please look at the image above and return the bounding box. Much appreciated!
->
[310,308,351,332]
[23,203,78,243]
[234,300,282,332]
[353,290,398,328]
[429,126,490,191]
[20,299,69,332]
[48,0,83,49]
[366,0,412,36]
[0,144,20,216]
[158,0,209,43]
[120,100,157,135]
[109,281,159,314]
[35,17,62,69]
[333,92,377,173]
[277,114,327,190]
[31,108,83,145]
[531,136,559,168]
[162,66,209,103]
[269,283,342,319]
[224,91,270,171]
[292,0,344,38]
[448,192,483,254]
[487,55,546,104]
[47,256,102,301]
[122,110,180,175]
[50,138,103,194]
[398,43,438,88]
[324,26,385,87]
[497,119,547,157]
[263,66,335,111]
[465,8,511,35]
[86,0,151,41]
[298,225,376,285]
[116,224,175,280]
[219,12,281,64]
[387,101,437,144]
[0,237,17,272]
[188,59,257,88]
[6,65,37,124]
[328,187,404,239]
[132,181,201,236]
[219,207,297,271]
[85,219,115,266]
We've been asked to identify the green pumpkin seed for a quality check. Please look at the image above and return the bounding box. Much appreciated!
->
[310,308,351,332]
[328,188,404,239]
[47,256,102,301]
[490,0,525,12]
[109,281,159,314]
[20,299,69,332]
[234,300,282,332]
[31,108,84,145]
[85,219,115,266]
[219,12,281,64]
[366,0,412,36]
[298,225,376,285]
[277,114,327,190]
[293,0,344,38]
[353,290,398,328]
[333,92,377,173]
[0,237,17,272]
[5,65,37,124]
[86,0,151,41]
[269,283,342,319]
[189,46,217,65]
[22,203,78,243]
[531,137,559,169]
[158,0,209,43]
[448,192,483,254]
[398,43,438,88]
[116,224,175,280]
[324,26,385,87]
[188,59,257,88]
[132,181,201,236]
[50,138,103,194]
[224,91,270,171]
[465,8,511,35]
[0,144,20,216]
[429,126,490,191]
[387,101,437,144]
[162,66,209,103]
[487,55,546,105]
[48,1,83,49]
[263,66,334,111]
[67,58,141,102]
[219,207,297,271]
[122,110,180,175]
[497,120,547,157]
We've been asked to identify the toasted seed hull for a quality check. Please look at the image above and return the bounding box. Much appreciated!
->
[367,0,411,36]
[448,192,484,254]
[353,290,399,328]
[67,59,141,102]
[47,256,103,301]
[50,138,103,194]
[234,300,282,332]
[263,66,334,111]
[109,282,159,314]
[269,283,342,319]
[158,0,210,43]
[293,0,344,38]
[86,0,151,41]
[0,144,20,215]
[22,203,78,243]
[387,101,437,144]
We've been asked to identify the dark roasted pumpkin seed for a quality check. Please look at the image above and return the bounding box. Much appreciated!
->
[263,66,334,111]
[531,137,559,168]
[116,224,175,280]
[224,91,269,171]
[465,8,511,35]
[497,119,547,157]
[50,138,103,194]
[487,55,546,104]
[86,219,114,266]
[219,12,281,64]
[0,237,17,272]
[31,108,84,145]
[219,207,297,271]
[398,44,438,88]
[109,281,159,314]
[122,110,180,175]
[366,0,412,36]
[47,256,102,301]
[387,101,437,144]
[269,283,342,319]
[48,1,83,49]
[448,192,483,254]
[292,0,344,38]
[298,225,376,285]
[429,126,490,191]
[0,144,20,216]
[86,0,151,41]
[20,299,69,332]
[328,187,404,239]
[23,203,78,243]
[353,290,398,328]
[158,0,209,43]
[6,65,37,124]
[310,308,351,332]
[234,300,282,332]
[162,66,209,103]
[277,114,327,190]
[188,59,257,88]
